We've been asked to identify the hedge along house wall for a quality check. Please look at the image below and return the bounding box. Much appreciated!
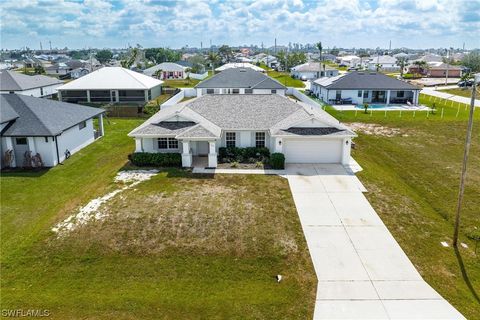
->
[129,152,182,167]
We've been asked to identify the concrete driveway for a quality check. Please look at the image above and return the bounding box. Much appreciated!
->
[286,164,465,320]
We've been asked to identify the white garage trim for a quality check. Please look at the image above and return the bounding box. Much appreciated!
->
[283,138,344,164]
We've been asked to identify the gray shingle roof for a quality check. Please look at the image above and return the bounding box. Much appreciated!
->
[176,124,216,138]
[195,68,285,89]
[0,94,104,136]
[0,103,19,124]
[185,94,303,130]
[275,127,348,136]
[320,71,419,90]
[132,121,196,136]
[0,70,63,91]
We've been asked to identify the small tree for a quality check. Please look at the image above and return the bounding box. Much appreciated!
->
[34,65,45,74]
[396,57,408,78]
[364,103,369,114]
[96,49,113,65]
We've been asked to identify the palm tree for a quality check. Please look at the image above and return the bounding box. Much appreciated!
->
[316,42,323,76]
[207,52,220,75]
[396,57,408,78]
[413,60,428,76]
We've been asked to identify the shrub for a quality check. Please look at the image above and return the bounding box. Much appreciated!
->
[270,153,285,170]
[218,147,270,163]
[129,152,182,167]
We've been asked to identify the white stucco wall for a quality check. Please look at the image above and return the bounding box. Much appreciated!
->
[0,83,61,97]
[197,88,285,96]
[56,118,96,163]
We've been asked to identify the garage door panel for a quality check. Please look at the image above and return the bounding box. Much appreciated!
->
[284,139,342,163]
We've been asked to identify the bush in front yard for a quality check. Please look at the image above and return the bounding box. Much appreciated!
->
[129,152,182,167]
[269,153,285,170]
[218,147,270,163]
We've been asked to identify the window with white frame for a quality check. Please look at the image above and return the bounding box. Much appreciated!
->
[255,132,265,148]
[245,88,253,94]
[157,138,178,149]
[357,90,362,97]
[271,89,277,94]
[226,132,236,147]
[206,89,214,94]
[232,88,240,94]
[79,121,86,130]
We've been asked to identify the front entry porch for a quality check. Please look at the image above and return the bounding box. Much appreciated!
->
[181,140,217,168]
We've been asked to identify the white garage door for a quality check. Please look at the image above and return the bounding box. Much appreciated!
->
[283,139,343,163]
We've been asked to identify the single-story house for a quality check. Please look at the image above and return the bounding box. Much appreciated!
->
[128,94,356,168]
[45,60,86,76]
[0,94,105,168]
[427,63,463,78]
[367,56,399,72]
[57,67,163,104]
[215,63,265,73]
[69,67,90,79]
[0,70,63,97]
[311,71,421,105]
[336,55,361,67]
[143,62,190,79]
[195,68,286,96]
[290,62,339,80]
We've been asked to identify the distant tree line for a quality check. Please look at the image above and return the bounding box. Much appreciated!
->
[145,48,181,64]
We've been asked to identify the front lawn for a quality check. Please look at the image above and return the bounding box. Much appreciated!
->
[266,69,305,88]
[0,119,316,319]
[327,96,480,318]
[439,87,478,99]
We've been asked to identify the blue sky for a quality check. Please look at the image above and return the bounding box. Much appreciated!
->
[1,0,479,50]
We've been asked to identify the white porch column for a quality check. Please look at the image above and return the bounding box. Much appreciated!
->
[274,137,283,153]
[208,141,217,168]
[341,138,352,165]
[27,137,36,155]
[115,90,119,103]
[144,90,149,102]
[181,141,192,167]
[386,90,391,105]
[57,90,62,101]
[5,137,16,167]
[414,90,419,105]
[98,114,104,137]
[86,90,91,103]
[134,138,143,152]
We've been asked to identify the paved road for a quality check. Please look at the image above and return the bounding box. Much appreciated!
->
[421,87,480,107]
[286,164,465,320]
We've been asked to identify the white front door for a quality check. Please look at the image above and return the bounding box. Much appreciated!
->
[197,141,209,156]
[14,137,29,166]
[283,139,342,163]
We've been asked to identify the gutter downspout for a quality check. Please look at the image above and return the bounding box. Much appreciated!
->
[54,134,61,165]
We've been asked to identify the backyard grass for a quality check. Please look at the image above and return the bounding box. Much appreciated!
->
[163,78,201,88]
[326,96,480,318]
[0,118,316,319]
[258,63,305,88]
[439,87,479,99]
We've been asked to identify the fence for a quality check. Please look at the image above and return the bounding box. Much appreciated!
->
[160,88,197,108]
[286,87,325,108]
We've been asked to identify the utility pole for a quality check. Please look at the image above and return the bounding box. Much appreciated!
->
[445,49,450,86]
[49,40,52,51]
[40,42,43,51]
[453,73,479,246]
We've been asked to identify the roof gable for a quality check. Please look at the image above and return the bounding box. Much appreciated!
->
[1,94,104,136]
[0,70,63,91]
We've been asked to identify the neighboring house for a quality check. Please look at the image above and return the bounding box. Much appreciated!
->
[128,94,355,167]
[251,54,278,69]
[195,68,286,96]
[69,67,90,79]
[57,67,163,104]
[0,70,63,97]
[427,63,463,78]
[0,94,105,168]
[46,60,87,76]
[143,62,190,79]
[215,62,265,72]
[367,56,399,71]
[311,71,421,105]
[336,55,361,67]
[290,62,339,80]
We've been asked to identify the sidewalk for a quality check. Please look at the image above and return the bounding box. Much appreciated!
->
[421,87,480,107]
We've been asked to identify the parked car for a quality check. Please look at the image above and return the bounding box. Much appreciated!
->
[458,79,474,87]
[347,67,358,71]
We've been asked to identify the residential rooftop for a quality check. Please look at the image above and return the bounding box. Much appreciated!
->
[314,71,420,90]
[0,70,63,91]
[195,68,285,90]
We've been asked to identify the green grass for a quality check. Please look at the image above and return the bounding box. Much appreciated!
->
[258,63,305,88]
[163,78,201,88]
[326,96,480,318]
[0,118,315,319]
[439,87,479,99]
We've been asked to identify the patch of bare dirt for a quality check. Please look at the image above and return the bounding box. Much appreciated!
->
[349,122,405,137]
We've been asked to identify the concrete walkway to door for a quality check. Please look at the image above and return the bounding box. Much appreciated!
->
[286,164,465,320]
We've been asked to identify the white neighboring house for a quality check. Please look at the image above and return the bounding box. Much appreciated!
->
[57,67,163,104]
[336,55,361,67]
[291,62,339,80]
[311,71,421,105]
[215,63,265,73]
[0,94,105,168]
[0,70,63,97]
[195,68,286,96]
[128,94,356,168]
[143,62,190,79]
[367,56,399,72]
